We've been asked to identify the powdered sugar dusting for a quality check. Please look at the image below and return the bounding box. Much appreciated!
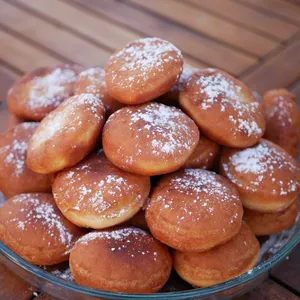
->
[223,140,299,194]
[10,194,74,247]
[170,64,198,93]
[187,70,263,137]
[28,67,78,110]
[109,37,182,88]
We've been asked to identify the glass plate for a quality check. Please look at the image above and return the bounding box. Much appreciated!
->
[0,103,299,300]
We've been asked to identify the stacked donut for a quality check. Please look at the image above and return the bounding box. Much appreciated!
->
[0,37,299,294]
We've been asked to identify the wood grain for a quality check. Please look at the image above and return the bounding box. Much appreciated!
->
[239,0,300,25]
[0,0,111,67]
[70,0,257,75]
[241,40,300,94]
[0,263,35,300]
[127,0,279,56]
[0,64,18,102]
[186,0,299,41]
[0,29,62,72]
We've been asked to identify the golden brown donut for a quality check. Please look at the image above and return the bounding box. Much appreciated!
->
[74,67,124,116]
[220,139,300,213]
[53,151,150,229]
[0,193,85,265]
[26,94,105,174]
[262,88,300,158]
[244,199,299,236]
[179,68,266,147]
[105,37,183,104]
[158,64,198,106]
[7,64,82,121]
[128,210,149,231]
[145,169,243,252]
[173,222,260,287]
[102,102,199,176]
[70,226,172,293]
[183,135,220,170]
[6,114,27,130]
[0,123,52,198]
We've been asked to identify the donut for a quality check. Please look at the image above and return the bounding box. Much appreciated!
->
[244,199,299,236]
[145,169,243,252]
[70,226,172,293]
[53,151,150,229]
[219,139,300,212]
[179,68,266,147]
[173,222,260,287]
[7,64,82,121]
[0,123,52,198]
[105,37,183,104]
[26,94,105,174]
[74,67,124,116]
[183,135,220,170]
[158,64,198,106]
[261,89,300,158]
[128,210,149,231]
[0,193,85,265]
[6,114,27,130]
[102,102,199,176]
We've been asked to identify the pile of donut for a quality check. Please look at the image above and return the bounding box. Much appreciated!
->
[0,37,299,294]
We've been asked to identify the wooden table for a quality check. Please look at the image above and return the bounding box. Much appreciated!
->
[0,0,300,299]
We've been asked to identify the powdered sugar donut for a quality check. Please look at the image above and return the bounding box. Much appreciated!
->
[74,67,124,116]
[27,94,105,174]
[0,123,51,198]
[70,227,172,293]
[179,68,266,147]
[0,193,85,265]
[262,89,300,158]
[173,222,260,287]
[220,139,300,212]
[105,37,183,104]
[7,64,83,121]
[53,151,150,229]
[244,199,299,236]
[183,135,220,170]
[102,102,199,176]
[145,169,243,252]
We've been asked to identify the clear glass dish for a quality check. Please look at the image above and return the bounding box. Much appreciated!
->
[0,103,299,299]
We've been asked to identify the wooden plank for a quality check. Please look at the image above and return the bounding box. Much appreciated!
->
[70,0,257,76]
[0,29,62,72]
[187,0,299,41]
[236,279,300,299]
[127,0,279,57]
[240,0,300,25]
[0,263,35,300]
[15,0,140,50]
[0,0,111,67]
[271,243,300,294]
[0,64,18,102]
[241,40,300,94]
[34,295,53,300]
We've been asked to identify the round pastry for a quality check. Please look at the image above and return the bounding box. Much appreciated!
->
[158,64,198,106]
[74,67,124,116]
[179,68,266,147]
[183,135,220,170]
[102,102,199,176]
[6,114,27,129]
[70,226,172,293]
[262,88,300,158]
[244,199,299,236]
[220,139,300,212]
[0,193,85,265]
[173,222,260,287]
[128,210,149,231]
[145,169,243,252]
[7,64,82,121]
[105,37,183,104]
[53,151,150,229]
[26,94,105,174]
[0,123,52,198]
